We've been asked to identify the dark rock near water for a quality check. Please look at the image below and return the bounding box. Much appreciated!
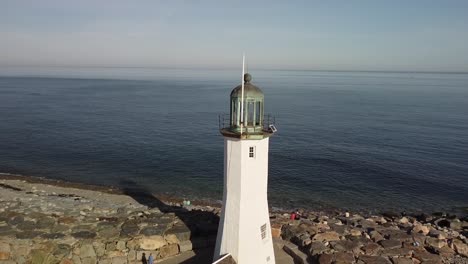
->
[71,231,96,239]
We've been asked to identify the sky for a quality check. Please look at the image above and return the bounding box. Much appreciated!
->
[1,0,468,72]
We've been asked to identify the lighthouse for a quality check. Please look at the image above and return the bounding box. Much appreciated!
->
[214,64,276,264]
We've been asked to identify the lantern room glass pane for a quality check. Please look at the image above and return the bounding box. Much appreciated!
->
[255,102,261,126]
[247,101,254,126]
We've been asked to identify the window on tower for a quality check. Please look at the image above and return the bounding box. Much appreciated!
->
[249,146,255,158]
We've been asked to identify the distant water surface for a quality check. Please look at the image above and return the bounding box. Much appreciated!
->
[0,67,467,213]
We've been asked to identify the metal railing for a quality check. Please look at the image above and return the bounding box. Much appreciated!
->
[218,114,276,132]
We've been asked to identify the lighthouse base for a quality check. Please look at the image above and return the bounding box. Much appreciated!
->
[214,137,275,264]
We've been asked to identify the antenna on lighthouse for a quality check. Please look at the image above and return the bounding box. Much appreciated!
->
[240,53,245,136]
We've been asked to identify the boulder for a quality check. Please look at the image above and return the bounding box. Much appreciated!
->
[164,234,179,244]
[309,241,328,256]
[318,253,333,264]
[412,224,429,235]
[116,241,126,251]
[334,252,355,264]
[0,242,10,260]
[178,240,193,252]
[379,239,401,249]
[312,231,340,242]
[271,223,282,238]
[425,237,446,249]
[413,250,442,262]
[159,244,179,258]
[111,256,127,264]
[358,255,392,264]
[361,243,382,256]
[80,243,97,259]
[164,224,191,241]
[369,231,384,242]
[139,236,166,250]
[389,257,413,264]
[453,239,468,257]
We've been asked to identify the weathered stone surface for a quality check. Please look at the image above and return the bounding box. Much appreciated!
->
[379,239,401,249]
[15,231,44,239]
[389,257,413,264]
[0,242,10,260]
[140,226,166,236]
[329,224,346,235]
[334,252,355,264]
[71,231,96,239]
[97,224,120,238]
[358,255,392,264]
[58,216,75,225]
[361,243,382,256]
[380,248,413,258]
[369,231,385,242]
[30,249,47,264]
[313,231,340,242]
[292,233,312,247]
[425,237,446,249]
[178,240,192,252]
[41,233,65,239]
[331,240,361,253]
[36,216,56,229]
[16,221,36,231]
[120,222,139,237]
[116,240,126,251]
[318,253,333,264]
[81,256,97,264]
[413,250,442,262]
[436,246,455,258]
[159,244,179,258]
[165,224,191,241]
[80,243,97,259]
[106,242,117,251]
[53,244,72,258]
[139,236,166,250]
[0,226,15,236]
[412,224,430,235]
[350,229,362,237]
[309,241,328,256]
[271,223,282,238]
[92,241,106,257]
[7,215,24,226]
[164,234,179,245]
[111,256,127,264]
[283,241,308,264]
[453,239,468,257]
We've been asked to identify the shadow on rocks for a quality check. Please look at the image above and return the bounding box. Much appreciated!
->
[118,179,218,263]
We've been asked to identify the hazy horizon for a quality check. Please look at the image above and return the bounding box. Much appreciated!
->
[2,1,468,72]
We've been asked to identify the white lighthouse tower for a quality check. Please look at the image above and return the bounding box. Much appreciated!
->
[214,62,276,264]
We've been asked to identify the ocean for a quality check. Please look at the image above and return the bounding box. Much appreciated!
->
[0,67,467,213]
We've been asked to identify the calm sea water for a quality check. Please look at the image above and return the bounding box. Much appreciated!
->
[1,67,467,213]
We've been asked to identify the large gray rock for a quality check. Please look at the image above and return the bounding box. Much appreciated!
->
[139,236,166,250]
[165,224,191,241]
[80,243,97,259]
[312,231,340,242]
[308,241,328,256]
[140,226,166,236]
[72,231,96,239]
[379,239,401,249]
[358,255,392,264]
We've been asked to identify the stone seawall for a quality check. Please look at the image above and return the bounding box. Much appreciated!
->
[0,178,218,264]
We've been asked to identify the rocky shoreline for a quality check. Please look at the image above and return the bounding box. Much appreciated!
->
[0,174,467,264]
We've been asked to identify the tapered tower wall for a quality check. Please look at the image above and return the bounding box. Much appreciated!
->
[214,137,275,264]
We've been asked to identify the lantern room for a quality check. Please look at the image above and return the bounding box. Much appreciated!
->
[230,73,264,133]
